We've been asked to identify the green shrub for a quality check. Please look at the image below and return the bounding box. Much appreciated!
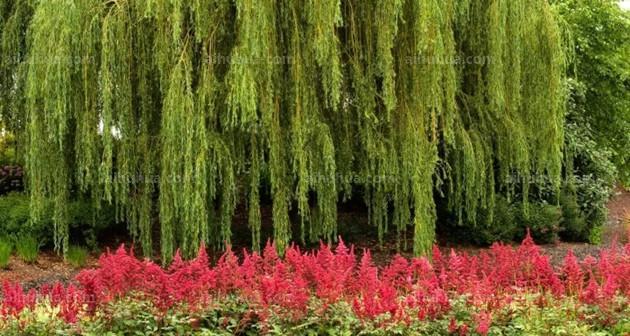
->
[0,237,12,269]
[0,193,51,247]
[560,184,588,241]
[14,234,39,264]
[0,132,18,165]
[570,174,612,240]
[588,225,603,245]
[469,196,519,245]
[0,193,44,240]
[65,245,88,268]
[67,198,117,250]
[0,193,117,250]
[560,120,616,242]
[516,202,562,244]
[448,196,561,246]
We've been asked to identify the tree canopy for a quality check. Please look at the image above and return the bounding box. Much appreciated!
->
[556,0,630,184]
[0,0,567,261]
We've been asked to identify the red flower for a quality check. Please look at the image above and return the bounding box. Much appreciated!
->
[475,311,492,335]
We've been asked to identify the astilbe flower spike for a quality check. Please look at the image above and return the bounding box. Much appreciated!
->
[1,236,629,330]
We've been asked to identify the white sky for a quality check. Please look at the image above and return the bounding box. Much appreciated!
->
[621,1,630,10]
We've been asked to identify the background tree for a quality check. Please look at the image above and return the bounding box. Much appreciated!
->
[554,0,629,243]
[556,0,630,183]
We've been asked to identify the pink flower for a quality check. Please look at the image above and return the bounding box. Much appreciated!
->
[475,311,492,335]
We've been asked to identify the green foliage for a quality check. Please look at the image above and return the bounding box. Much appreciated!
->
[459,95,617,245]
[505,301,604,335]
[2,294,628,335]
[0,305,77,336]
[0,0,32,146]
[560,185,589,241]
[561,118,616,242]
[416,0,627,247]
[82,299,192,335]
[65,245,88,268]
[67,199,117,251]
[14,233,38,264]
[1,0,568,259]
[0,132,18,165]
[0,236,12,269]
[516,202,563,244]
[447,196,562,245]
[588,224,603,245]
[0,193,46,241]
[466,196,519,245]
[0,132,23,196]
[555,0,630,184]
[0,193,116,251]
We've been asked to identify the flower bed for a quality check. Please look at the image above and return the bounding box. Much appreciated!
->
[1,233,629,335]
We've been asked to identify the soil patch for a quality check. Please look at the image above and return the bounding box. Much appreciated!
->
[0,252,98,290]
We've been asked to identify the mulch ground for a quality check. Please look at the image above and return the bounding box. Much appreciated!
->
[605,185,630,245]
[0,252,98,290]
[2,187,629,290]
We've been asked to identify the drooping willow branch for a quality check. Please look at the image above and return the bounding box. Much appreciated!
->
[0,0,567,260]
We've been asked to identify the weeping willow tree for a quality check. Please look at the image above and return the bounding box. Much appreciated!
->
[0,0,567,260]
